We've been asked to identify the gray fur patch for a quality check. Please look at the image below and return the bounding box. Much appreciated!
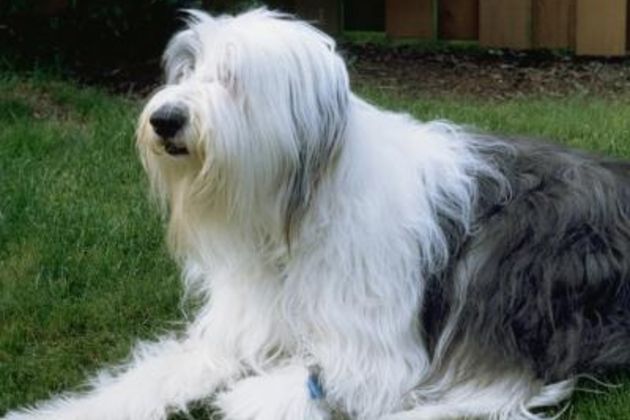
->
[424,136,630,382]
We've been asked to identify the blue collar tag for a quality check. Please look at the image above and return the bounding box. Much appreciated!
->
[307,369,325,400]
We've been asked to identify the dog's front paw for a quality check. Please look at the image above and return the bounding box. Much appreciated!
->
[2,411,38,420]
[215,366,329,420]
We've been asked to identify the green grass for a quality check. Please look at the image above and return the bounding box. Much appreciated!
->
[0,74,181,413]
[2,74,630,418]
[342,30,483,52]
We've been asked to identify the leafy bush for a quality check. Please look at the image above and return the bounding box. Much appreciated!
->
[0,0,272,73]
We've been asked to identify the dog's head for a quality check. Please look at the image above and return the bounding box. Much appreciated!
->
[137,9,350,243]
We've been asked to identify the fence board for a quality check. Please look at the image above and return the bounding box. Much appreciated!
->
[576,0,626,56]
[438,0,479,40]
[479,0,532,49]
[569,0,577,49]
[533,0,574,48]
[386,0,435,38]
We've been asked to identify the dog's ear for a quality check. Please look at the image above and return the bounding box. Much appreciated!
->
[164,11,217,84]
[216,43,240,95]
[163,29,199,84]
[283,44,350,245]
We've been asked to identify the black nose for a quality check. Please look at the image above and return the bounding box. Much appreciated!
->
[149,105,188,139]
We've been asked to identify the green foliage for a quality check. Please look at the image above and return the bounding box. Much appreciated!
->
[0,0,188,70]
[0,1,291,73]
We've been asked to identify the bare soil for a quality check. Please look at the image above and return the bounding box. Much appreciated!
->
[73,44,630,99]
[344,44,630,99]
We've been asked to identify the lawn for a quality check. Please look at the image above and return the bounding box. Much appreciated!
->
[2,73,630,419]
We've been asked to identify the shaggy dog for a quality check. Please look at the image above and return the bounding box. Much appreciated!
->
[6,8,630,420]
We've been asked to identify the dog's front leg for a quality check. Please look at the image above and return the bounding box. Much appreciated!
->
[215,364,330,420]
[3,334,241,420]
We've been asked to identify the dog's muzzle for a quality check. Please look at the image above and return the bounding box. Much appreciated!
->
[149,104,190,156]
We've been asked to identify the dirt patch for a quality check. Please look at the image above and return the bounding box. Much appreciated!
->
[343,44,630,99]
[2,82,74,121]
[69,59,163,97]
[65,44,630,100]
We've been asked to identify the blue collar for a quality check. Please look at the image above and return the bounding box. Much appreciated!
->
[307,366,325,400]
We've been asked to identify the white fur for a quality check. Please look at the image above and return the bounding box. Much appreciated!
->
[216,364,330,420]
[4,9,573,420]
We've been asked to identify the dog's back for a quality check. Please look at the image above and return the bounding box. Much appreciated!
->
[423,136,630,385]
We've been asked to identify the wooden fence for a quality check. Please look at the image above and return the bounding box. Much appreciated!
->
[384,0,628,56]
[27,0,630,56]
[289,0,629,56]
